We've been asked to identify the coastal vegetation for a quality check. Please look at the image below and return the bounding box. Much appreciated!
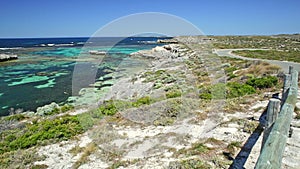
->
[0,115,85,154]
[44,104,74,116]
[233,50,300,63]
[199,82,256,100]
[246,76,278,89]
[212,35,300,51]
[212,35,300,63]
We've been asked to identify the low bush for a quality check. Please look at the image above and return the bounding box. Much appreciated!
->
[3,114,26,121]
[226,82,256,98]
[246,76,278,89]
[60,104,74,113]
[98,96,155,115]
[45,104,74,115]
[225,66,237,74]
[98,100,118,116]
[199,82,256,99]
[132,96,152,107]
[0,115,85,154]
[166,90,182,99]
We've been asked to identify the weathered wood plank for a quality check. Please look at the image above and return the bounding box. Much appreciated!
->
[282,74,291,104]
[262,98,281,148]
[255,69,298,169]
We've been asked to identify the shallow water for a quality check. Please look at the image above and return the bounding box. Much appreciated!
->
[0,37,168,115]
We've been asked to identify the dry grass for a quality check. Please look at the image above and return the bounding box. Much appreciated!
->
[170,137,233,169]
[205,137,224,145]
[226,141,242,156]
[195,111,209,121]
[68,145,84,156]
[237,61,281,76]
[72,143,97,169]
[0,148,45,169]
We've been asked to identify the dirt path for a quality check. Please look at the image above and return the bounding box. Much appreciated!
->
[214,49,300,73]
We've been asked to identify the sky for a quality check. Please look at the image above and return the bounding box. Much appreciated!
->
[0,0,299,38]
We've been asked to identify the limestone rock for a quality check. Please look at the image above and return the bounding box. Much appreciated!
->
[0,54,18,62]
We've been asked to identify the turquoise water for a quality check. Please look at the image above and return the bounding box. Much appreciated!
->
[32,47,142,57]
[0,43,159,116]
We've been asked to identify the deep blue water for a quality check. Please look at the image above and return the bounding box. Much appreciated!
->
[0,37,169,48]
[0,37,171,115]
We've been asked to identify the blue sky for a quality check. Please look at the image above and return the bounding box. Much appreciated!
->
[0,0,299,38]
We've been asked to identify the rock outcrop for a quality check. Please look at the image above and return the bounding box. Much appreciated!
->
[130,44,183,60]
[157,39,178,44]
[0,54,18,62]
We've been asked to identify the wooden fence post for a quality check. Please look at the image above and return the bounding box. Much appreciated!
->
[289,66,294,74]
[261,98,281,148]
[282,74,291,104]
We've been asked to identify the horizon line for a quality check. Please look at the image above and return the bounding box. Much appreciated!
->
[0,33,299,39]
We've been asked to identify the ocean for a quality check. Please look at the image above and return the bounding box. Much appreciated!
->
[0,37,171,116]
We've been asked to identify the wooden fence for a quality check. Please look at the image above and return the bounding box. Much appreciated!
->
[255,66,298,168]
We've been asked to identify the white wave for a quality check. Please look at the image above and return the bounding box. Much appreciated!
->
[137,40,156,44]
[0,47,23,50]
[54,44,75,47]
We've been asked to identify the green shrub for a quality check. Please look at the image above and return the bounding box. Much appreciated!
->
[61,104,74,113]
[228,73,237,80]
[199,82,256,99]
[199,83,226,100]
[0,115,85,154]
[45,104,74,116]
[199,92,213,100]
[166,90,182,99]
[77,113,96,130]
[246,76,278,89]
[4,114,26,121]
[45,107,60,115]
[225,66,237,74]
[98,97,155,114]
[132,96,152,107]
[226,82,256,98]
[98,100,118,116]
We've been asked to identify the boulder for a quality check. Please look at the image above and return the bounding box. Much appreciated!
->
[152,46,167,52]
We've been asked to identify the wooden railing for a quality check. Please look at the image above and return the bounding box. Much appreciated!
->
[255,66,298,169]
